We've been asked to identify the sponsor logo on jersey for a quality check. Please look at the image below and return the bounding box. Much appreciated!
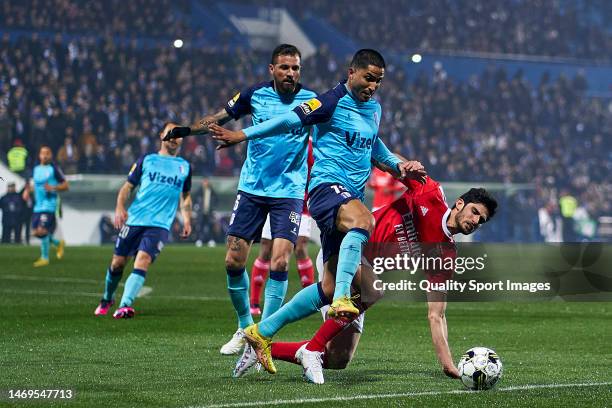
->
[345,131,373,149]
[148,172,183,187]
[420,206,429,216]
[228,92,240,108]
[299,98,322,115]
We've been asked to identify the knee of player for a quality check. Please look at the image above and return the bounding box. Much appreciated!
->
[353,213,375,235]
[110,258,127,271]
[224,256,245,270]
[325,351,352,370]
[270,256,289,272]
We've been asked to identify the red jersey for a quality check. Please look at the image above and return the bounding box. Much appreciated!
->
[368,176,456,283]
[368,167,405,210]
[302,139,314,215]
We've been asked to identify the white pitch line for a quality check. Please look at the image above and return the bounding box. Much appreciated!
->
[188,382,612,408]
[0,274,100,284]
[0,288,225,301]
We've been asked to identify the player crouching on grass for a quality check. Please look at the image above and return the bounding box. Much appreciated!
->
[94,123,192,319]
[235,170,498,384]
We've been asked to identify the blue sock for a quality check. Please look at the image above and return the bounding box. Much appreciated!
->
[259,282,330,338]
[261,270,288,320]
[334,228,369,299]
[119,269,146,308]
[40,235,50,260]
[103,267,123,302]
[50,236,60,246]
[227,268,254,329]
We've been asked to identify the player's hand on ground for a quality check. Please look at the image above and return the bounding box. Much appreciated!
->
[114,207,128,230]
[163,126,191,141]
[181,222,192,239]
[443,365,461,379]
[209,123,247,149]
[398,160,427,183]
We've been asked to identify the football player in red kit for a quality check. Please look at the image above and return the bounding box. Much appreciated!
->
[234,173,498,384]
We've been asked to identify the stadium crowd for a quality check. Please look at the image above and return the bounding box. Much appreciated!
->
[244,0,612,60]
[0,1,610,242]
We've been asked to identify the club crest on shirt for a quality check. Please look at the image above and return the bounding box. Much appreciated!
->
[373,111,379,125]
[228,92,240,108]
[299,98,322,115]
[179,165,185,175]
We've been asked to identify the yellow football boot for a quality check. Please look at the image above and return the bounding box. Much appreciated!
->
[243,324,276,374]
[328,295,360,319]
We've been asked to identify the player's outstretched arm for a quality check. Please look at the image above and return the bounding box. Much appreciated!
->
[163,109,232,141]
[114,181,134,230]
[426,291,460,379]
[179,191,193,239]
[372,154,427,184]
[209,111,303,149]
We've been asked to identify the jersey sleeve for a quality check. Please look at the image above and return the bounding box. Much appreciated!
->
[293,83,345,126]
[51,164,66,183]
[224,83,263,120]
[182,164,192,193]
[372,138,401,170]
[127,156,145,186]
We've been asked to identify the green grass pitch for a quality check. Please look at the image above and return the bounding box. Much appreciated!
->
[0,245,610,407]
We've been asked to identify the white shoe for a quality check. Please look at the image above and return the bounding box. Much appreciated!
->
[233,344,258,377]
[295,344,324,384]
[220,328,246,355]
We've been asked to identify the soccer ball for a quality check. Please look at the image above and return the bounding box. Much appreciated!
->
[457,347,503,390]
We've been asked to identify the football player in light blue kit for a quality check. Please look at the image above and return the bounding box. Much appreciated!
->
[165,45,317,355]
[94,123,192,319]
[211,49,425,373]
[25,146,69,267]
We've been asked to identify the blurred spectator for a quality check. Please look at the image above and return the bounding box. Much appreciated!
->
[57,135,80,174]
[194,178,219,246]
[538,201,562,242]
[6,139,28,177]
[99,214,117,244]
[0,182,25,243]
[559,189,578,242]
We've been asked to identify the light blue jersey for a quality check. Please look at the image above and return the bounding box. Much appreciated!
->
[126,153,192,231]
[225,81,317,199]
[293,81,400,199]
[32,163,66,213]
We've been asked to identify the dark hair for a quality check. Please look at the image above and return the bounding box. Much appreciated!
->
[39,145,52,152]
[270,44,301,64]
[458,188,498,221]
[350,49,386,70]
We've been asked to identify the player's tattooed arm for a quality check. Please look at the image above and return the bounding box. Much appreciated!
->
[114,182,134,229]
[179,192,192,238]
[190,108,232,135]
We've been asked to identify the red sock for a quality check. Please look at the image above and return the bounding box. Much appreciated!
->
[306,318,352,352]
[271,340,308,365]
[250,258,269,307]
[297,258,314,287]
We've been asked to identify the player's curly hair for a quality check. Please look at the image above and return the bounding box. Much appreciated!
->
[350,49,386,69]
[458,188,498,221]
[271,44,301,64]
